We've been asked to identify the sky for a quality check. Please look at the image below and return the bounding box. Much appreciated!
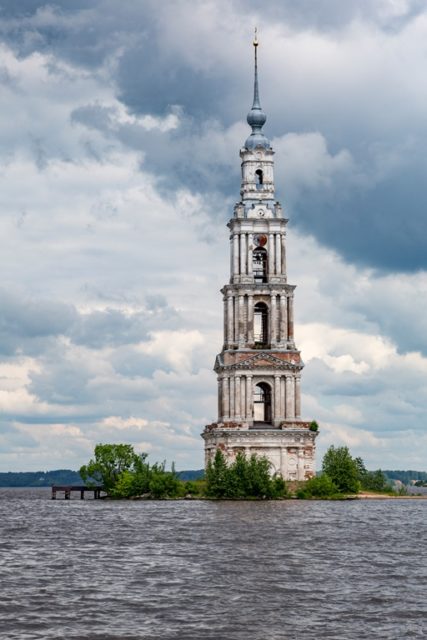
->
[0,0,427,472]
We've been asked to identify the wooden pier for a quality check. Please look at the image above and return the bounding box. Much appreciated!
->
[51,485,104,500]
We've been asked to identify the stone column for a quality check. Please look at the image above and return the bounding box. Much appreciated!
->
[234,296,239,346]
[297,449,305,481]
[285,376,293,419]
[270,293,277,346]
[246,375,253,422]
[240,233,246,275]
[286,376,295,420]
[233,234,239,276]
[281,234,287,279]
[275,234,282,276]
[241,377,246,419]
[248,233,253,277]
[295,376,301,419]
[280,377,285,419]
[238,295,245,346]
[222,376,229,420]
[230,376,235,419]
[227,292,233,346]
[223,297,227,346]
[268,233,274,277]
[247,294,254,345]
[274,375,280,422]
[279,447,286,479]
[279,294,288,346]
[230,235,233,280]
[288,295,294,343]
[235,375,241,421]
[218,378,222,420]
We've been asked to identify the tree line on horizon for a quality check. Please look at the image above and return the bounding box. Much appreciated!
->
[0,455,426,490]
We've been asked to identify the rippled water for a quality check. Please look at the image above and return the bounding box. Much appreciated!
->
[0,488,426,639]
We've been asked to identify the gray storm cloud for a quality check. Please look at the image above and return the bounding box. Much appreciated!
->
[1,0,427,269]
[0,0,427,470]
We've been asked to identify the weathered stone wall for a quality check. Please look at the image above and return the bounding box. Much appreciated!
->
[202,425,317,481]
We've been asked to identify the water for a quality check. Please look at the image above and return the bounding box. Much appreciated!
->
[0,488,426,639]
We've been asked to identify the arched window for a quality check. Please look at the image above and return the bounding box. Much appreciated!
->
[254,382,272,423]
[253,247,267,283]
[254,302,268,346]
[255,169,263,189]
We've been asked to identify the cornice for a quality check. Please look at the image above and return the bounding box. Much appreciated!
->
[214,351,304,373]
[221,283,296,294]
[201,429,317,442]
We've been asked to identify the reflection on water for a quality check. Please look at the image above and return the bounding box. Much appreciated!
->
[0,488,426,639]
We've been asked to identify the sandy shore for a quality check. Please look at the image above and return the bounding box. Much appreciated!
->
[357,492,427,499]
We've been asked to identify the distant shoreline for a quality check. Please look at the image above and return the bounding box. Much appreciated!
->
[2,486,427,501]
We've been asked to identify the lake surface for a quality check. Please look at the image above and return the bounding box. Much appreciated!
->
[0,488,426,639]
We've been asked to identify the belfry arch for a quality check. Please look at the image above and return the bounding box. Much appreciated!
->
[253,247,267,283]
[254,381,271,423]
[254,301,268,346]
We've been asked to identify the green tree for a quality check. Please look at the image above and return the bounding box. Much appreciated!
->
[245,453,274,497]
[354,456,389,492]
[361,469,389,492]
[80,444,181,499]
[80,444,139,493]
[205,449,230,497]
[131,453,152,495]
[322,445,360,494]
[108,453,152,498]
[354,456,367,479]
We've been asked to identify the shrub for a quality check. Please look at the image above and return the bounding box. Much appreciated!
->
[182,479,206,497]
[110,470,140,498]
[272,475,288,498]
[149,470,180,499]
[297,474,338,499]
[205,450,287,499]
[309,420,319,432]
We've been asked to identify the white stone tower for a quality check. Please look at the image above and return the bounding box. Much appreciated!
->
[201,32,318,481]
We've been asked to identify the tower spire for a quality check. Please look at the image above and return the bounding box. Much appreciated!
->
[252,27,260,109]
[245,28,270,150]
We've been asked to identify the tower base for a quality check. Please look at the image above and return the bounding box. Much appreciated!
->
[202,421,318,481]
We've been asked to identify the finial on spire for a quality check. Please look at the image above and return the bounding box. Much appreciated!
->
[245,27,270,150]
[253,27,258,47]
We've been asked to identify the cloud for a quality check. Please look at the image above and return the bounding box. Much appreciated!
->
[0,290,76,355]
[0,4,426,471]
[0,420,39,453]
[3,4,427,269]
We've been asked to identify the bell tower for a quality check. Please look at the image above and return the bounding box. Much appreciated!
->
[202,32,318,481]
